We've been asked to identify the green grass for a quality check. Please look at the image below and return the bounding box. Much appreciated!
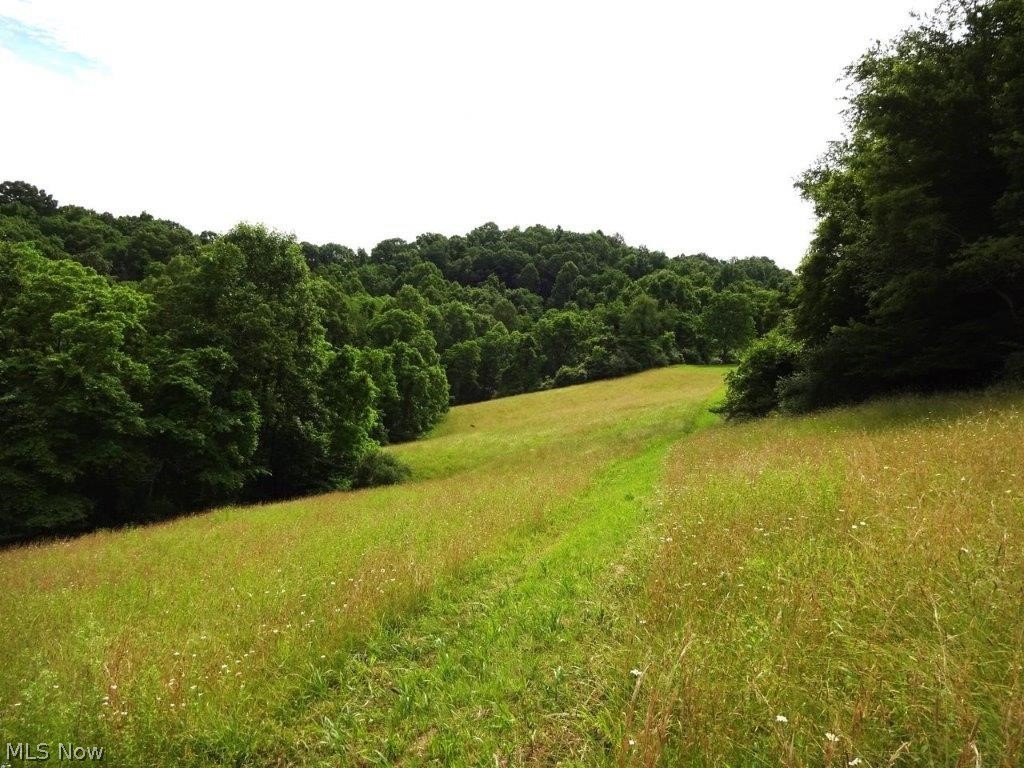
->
[0,366,725,766]
[2,370,1022,767]
[621,390,1024,767]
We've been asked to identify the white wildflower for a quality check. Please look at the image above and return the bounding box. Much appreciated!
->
[775,714,788,723]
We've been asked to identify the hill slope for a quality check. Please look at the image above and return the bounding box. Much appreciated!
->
[1,370,1022,766]
[0,366,726,765]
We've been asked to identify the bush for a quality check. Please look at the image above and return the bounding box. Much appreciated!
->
[351,449,411,489]
[554,364,589,387]
[715,331,803,420]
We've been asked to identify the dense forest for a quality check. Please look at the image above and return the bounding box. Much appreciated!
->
[0,184,792,540]
[721,0,1024,418]
[11,0,1019,542]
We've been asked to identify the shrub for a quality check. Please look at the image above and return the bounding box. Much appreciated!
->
[554,364,589,388]
[352,449,411,489]
[715,330,803,419]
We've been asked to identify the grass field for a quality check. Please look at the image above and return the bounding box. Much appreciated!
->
[1,367,1022,766]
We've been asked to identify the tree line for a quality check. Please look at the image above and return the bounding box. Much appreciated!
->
[720,0,1024,419]
[1,184,793,540]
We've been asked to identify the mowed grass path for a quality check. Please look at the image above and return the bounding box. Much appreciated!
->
[0,366,726,766]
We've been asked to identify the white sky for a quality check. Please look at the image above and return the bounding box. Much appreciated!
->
[0,0,936,270]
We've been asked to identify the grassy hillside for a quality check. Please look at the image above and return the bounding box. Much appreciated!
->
[1,369,1022,766]
[0,366,726,765]
[626,391,1024,766]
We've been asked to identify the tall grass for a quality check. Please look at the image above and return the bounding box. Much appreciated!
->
[622,390,1024,766]
[4,371,1020,766]
[0,366,725,765]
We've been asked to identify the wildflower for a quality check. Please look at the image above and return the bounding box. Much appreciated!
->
[775,714,788,723]
[849,759,862,766]
[630,668,643,677]
[628,738,636,746]
[825,732,839,742]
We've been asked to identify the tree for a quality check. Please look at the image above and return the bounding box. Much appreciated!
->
[153,225,376,499]
[550,261,581,307]
[516,262,540,292]
[621,294,674,368]
[778,0,1024,408]
[142,344,260,514]
[498,332,543,395]
[0,180,57,214]
[635,270,698,311]
[0,179,800,538]
[385,341,449,441]
[535,310,596,376]
[716,0,1024,416]
[443,339,483,404]
[0,243,150,538]
[431,302,478,350]
[702,291,755,360]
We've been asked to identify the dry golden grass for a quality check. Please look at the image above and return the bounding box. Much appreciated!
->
[620,389,1024,766]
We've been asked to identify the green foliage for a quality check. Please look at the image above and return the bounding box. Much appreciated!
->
[350,448,412,488]
[550,260,581,307]
[715,330,803,419]
[701,291,756,361]
[0,243,150,538]
[380,341,450,442]
[0,180,57,214]
[0,183,794,539]
[443,339,483,404]
[777,0,1024,410]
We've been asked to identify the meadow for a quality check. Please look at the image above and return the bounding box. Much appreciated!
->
[1,366,1022,766]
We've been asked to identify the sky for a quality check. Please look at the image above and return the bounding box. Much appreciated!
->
[0,1,937,270]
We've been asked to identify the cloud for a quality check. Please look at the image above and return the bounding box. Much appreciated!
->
[0,14,99,76]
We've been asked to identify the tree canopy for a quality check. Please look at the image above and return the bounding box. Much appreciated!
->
[720,0,1024,418]
[1,183,792,540]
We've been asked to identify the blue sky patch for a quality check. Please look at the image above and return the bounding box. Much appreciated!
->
[0,15,99,76]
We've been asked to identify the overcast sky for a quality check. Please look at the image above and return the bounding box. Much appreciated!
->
[1,1,936,269]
